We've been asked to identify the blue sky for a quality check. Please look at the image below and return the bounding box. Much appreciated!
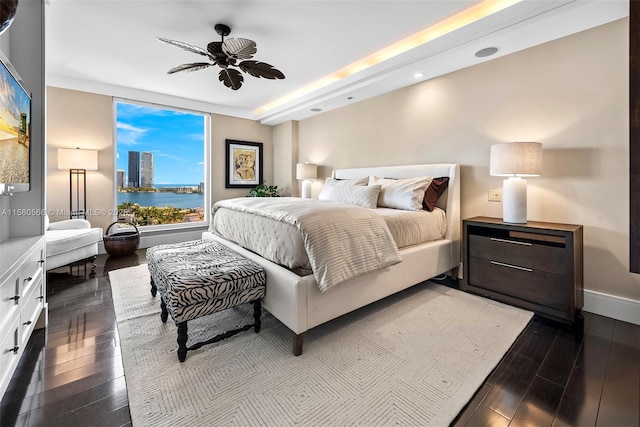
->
[116,102,205,185]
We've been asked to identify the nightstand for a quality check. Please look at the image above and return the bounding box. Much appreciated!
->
[462,216,584,325]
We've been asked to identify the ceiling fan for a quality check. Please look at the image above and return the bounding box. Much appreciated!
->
[157,23,285,91]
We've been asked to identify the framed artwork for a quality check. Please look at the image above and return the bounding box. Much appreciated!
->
[225,139,263,188]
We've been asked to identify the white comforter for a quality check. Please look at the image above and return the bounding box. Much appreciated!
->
[212,197,403,293]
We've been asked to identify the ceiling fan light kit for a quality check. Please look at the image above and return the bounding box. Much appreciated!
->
[158,23,285,90]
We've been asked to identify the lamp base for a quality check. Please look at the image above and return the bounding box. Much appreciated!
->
[301,180,312,198]
[503,177,527,223]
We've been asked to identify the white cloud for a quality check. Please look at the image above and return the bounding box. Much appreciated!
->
[116,121,147,146]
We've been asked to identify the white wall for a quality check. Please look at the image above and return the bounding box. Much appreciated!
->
[0,0,45,242]
[295,19,638,303]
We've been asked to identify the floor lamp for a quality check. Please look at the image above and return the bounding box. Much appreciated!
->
[58,148,98,219]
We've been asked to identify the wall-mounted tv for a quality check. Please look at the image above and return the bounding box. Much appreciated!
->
[0,52,31,194]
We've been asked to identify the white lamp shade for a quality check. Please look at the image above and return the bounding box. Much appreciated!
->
[296,163,317,180]
[58,148,98,170]
[490,142,542,177]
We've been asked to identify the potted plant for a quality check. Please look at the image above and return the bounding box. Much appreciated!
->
[248,182,279,197]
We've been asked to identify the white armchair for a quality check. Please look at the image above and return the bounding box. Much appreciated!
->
[45,215,103,276]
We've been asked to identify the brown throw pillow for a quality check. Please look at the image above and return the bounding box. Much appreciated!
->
[423,177,449,211]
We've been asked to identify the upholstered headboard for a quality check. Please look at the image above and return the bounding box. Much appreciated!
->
[332,163,461,265]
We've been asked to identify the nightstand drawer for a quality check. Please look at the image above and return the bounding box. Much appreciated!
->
[468,257,568,311]
[468,234,567,274]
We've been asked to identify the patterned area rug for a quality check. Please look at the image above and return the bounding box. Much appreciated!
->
[109,265,532,426]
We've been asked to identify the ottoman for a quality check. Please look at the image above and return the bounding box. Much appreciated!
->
[147,239,266,362]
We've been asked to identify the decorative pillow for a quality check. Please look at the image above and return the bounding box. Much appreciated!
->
[368,176,433,211]
[423,177,450,211]
[318,177,368,200]
[318,184,381,209]
[329,176,369,186]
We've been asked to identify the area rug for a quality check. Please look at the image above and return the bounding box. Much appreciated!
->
[109,265,532,427]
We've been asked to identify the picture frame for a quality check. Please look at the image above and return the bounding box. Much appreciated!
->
[225,139,263,188]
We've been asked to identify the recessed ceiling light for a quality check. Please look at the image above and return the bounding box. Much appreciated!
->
[475,47,499,58]
[414,72,424,78]
[310,108,322,112]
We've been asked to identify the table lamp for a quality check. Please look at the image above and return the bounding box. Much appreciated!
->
[296,163,317,198]
[490,142,542,223]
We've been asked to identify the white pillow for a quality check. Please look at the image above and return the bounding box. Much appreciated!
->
[368,176,433,211]
[318,177,368,200]
[318,184,381,209]
[321,176,368,190]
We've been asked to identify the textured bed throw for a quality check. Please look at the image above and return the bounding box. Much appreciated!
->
[212,197,402,292]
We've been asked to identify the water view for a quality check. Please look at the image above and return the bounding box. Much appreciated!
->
[117,189,204,210]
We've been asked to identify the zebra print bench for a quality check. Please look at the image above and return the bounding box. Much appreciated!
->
[146,239,266,362]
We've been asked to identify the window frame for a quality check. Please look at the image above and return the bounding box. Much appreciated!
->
[112,98,210,232]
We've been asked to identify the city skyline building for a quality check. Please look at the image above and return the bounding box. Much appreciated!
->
[116,170,126,189]
[141,151,154,188]
[128,151,140,188]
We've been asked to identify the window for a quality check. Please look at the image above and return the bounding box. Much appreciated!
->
[114,100,209,228]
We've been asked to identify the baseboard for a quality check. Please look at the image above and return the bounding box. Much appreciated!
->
[583,290,640,325]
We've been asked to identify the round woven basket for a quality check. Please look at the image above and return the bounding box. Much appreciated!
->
[104,221,140,256]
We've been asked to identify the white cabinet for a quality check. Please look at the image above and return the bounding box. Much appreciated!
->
[0,236,46,398]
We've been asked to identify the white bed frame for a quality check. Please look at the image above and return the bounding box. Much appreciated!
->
[202,163,461,355]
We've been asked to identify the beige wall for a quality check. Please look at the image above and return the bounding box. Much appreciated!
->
[273,120,298,196]
[45,19,638,302]
[46,90,274,235]
[295,19,638,301]
[210,114,273,202]
[47,87,115,231]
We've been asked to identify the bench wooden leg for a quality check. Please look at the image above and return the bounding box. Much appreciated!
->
[160,298,168,323]
[177,322,188,362]
[253,299,262,333]
[150,278,157,297]
[293,333,304,356]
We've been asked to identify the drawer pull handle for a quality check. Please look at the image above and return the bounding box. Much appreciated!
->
[9,295,20,301]
[24,276,33,283]
[490,261,533,272]
[490,238,532,246]
[38,260,45,265]
[9,346,19,354]
[23,320,32,326]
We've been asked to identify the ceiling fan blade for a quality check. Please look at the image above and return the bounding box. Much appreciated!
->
[157,37,214,60]
[218,68,244,90]
[167,62,213,74]
[238,60,285,79]
[222,38,257,60]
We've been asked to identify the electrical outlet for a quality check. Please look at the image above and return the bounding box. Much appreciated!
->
[488,189,502,202]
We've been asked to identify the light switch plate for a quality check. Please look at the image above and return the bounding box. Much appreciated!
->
[488,189,502,202]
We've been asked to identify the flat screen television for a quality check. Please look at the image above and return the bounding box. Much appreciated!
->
[0,53,31,194]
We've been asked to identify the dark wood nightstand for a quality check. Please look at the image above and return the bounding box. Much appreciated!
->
[462,216,584,325]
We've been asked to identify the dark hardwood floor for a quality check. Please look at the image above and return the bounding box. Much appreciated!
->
[1,251,638,426]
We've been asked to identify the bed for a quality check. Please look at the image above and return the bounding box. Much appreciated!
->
[201,163,460,355]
